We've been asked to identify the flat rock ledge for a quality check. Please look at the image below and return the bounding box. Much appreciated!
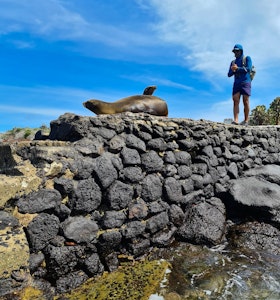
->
[0,113,280,297]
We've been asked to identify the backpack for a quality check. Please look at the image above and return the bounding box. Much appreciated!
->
[242,56,256,81]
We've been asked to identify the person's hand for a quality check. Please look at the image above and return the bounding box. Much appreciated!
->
[231,64,238,72]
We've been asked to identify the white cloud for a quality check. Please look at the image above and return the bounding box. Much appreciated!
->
[121,75,194,91]
[146,0,280,81]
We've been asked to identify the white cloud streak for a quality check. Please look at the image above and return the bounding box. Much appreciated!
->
[147,0,280,79]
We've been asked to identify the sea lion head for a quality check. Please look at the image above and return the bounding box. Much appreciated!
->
[83,100,103,115]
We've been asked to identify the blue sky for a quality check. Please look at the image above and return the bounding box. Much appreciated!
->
[1,0,280,132]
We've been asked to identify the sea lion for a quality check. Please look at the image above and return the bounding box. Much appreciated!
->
[83,86,168,116]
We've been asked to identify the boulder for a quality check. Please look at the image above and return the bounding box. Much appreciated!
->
[178,197,226,246]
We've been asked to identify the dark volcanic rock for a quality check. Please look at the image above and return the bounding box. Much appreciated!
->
[84,253,104,276]
[49,113,89,141]
[17,189,61,214]
[92,154,118,189]
[107,180,134,210]
[178,197,226,246]
[141,150,164,172]
[55,270,89,294]
[141,174,163,202]
[98,230,122,252]
[27,213,60,252]
[146,211,169,234]
[164,177,184,203]
[228,222,280,255]
[61,216,99,244]
[122,221,146,239]
[121,147,141,165]
[102,211,127,229]
[229,177,280,208]
[43,245,80,280]
[225,176,280,222]
[0,211,19,229]
[244,164,280,184]
[69,178,102,214]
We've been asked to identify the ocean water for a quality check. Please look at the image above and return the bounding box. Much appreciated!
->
[151,242,280,299]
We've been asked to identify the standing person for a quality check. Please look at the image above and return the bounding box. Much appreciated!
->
[228,44,252,125]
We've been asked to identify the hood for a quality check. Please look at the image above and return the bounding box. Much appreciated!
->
[232,44,243,54]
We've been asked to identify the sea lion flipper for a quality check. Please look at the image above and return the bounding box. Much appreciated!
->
[143,85,157,95]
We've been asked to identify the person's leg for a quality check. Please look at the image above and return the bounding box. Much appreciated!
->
[232,92,241,123]
[242,94,250,122]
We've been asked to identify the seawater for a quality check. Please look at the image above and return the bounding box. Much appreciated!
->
[152,243,280,300]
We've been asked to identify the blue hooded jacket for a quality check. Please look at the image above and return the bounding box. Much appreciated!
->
[228,44,252,84]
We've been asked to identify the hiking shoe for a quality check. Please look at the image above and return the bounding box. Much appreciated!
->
[240,120,248,126]
[231,121,239,125]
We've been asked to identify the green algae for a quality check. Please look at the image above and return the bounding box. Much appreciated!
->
[55,259,170,300]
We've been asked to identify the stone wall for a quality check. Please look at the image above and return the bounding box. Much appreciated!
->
[1,113,280,296]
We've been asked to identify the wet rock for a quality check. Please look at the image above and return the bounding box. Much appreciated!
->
[178,197,226,245]
[17,189,61,214]
[61,216,99,244]
[228,222,280,255]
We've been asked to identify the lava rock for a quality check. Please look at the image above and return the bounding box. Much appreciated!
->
[61,216,99,244]
[17,189,61,214]
[26,213,60,252]
[178,197,226,246]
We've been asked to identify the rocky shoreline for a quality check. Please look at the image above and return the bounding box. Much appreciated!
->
[0,113,280,298]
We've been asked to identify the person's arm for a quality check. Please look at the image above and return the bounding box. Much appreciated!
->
[228,61,235,77]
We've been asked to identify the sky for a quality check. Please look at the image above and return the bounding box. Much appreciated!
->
[1,0,280,132]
